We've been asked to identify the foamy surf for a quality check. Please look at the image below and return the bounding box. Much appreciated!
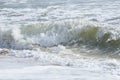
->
[0,65,119,80]
[0,19,120,51]
[0,0,120,80]
[0,48,120,80]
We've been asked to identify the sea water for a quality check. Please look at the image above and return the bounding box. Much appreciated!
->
[0,0,120,80]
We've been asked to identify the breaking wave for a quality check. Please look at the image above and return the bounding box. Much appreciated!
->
[0,19,120,50]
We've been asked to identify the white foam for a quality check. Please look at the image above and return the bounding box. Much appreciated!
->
[0,48,120,80]
[0,19,120,49]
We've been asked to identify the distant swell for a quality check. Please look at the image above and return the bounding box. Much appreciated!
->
[0,19,120,50]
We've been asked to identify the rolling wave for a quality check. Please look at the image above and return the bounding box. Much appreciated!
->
[0,19,120,50]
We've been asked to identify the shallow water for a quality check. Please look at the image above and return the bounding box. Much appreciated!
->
[0,0,120,80]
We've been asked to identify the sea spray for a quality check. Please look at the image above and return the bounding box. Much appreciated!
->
[0,19,120,50]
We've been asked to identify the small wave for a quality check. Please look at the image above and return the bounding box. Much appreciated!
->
[0,19,120,50]
[79,26,120,49]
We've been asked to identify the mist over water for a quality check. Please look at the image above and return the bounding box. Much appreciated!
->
[0,0,120,80]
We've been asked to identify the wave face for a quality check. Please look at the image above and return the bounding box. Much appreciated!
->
[0,19,120,50]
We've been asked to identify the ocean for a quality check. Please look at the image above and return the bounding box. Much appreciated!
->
[0,0,120,80]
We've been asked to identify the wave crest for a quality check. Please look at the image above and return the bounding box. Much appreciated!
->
[0,19,120,50]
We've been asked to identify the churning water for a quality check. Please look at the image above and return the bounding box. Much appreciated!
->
[0,0,120,80]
